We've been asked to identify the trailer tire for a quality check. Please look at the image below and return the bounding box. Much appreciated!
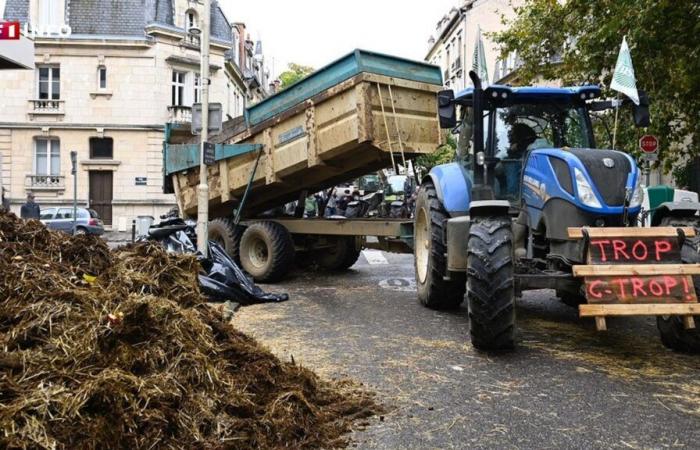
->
[239,221,295,282]
[466,216,516,351]
[208,218,241,262]
[414,182,465,310]
[316,237,362,271]
[656,221,700,353]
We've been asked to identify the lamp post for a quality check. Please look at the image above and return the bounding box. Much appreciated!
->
[194,0,211,256]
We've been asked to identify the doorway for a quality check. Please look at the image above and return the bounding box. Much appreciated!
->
[89,171,113,225]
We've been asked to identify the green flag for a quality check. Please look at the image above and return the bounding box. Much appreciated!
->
[472,26,489,85]
[610,36,639,105]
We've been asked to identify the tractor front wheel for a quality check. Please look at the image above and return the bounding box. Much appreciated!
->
[466,216,516,351]
[414,182,465,310]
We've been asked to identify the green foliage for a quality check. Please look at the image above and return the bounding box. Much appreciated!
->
[493,0,700,172]
[416,133,456,173]
[278,63,315,90]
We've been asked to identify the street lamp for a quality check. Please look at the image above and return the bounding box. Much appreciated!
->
[196,0,211,257]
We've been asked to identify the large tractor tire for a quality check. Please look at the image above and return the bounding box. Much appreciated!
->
[239,221,295,283]
[466,216,516,351]
[208,218,241,262]
[414,182,465,310]
[315,236,362,271]
[656,217,700,353]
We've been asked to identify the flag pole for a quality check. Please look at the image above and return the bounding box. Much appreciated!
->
[612,92,620,149]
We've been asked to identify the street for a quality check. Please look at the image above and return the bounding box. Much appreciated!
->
[236,252,700,449]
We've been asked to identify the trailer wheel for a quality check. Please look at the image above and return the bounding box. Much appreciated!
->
[208,218,241,262]
[414,182,465,310]
[239,221,295,282]
[316,237,362,271]
[466,216,516,351]
[656,222,700,353]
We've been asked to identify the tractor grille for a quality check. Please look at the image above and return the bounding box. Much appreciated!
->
[567,148,630,206]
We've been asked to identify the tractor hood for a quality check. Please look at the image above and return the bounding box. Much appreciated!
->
[530,147,642,213]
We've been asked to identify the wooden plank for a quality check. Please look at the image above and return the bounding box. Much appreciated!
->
[683,316,696,329]
[568,226,695,239]
[586,236,681,264]
[580,303,700,317]
[594,317,607,331]
[581,274,697,304]
[573,264,700,276]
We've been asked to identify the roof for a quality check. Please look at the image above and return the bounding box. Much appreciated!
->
[3,0,233,41]
[454,84,602,104]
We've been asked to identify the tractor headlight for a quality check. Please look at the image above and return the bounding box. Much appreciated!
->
[629,176,644,208]
[574,168,602,208]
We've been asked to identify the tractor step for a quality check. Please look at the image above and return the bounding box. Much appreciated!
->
[568,227,699,331]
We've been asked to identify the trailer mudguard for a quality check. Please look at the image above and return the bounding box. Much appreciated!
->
[424,162,471,217]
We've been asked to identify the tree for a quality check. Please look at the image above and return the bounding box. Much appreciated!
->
[493,0,700,173]
[278,63,315,90]
[416,133,456,174]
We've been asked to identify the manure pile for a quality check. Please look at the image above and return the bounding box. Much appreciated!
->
[0,212,381,449]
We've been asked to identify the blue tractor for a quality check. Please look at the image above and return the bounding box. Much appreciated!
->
[414,71,700,352]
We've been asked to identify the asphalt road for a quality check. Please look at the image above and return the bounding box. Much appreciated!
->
[234,251,700,449]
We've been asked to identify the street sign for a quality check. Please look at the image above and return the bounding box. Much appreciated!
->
[203,142,216,165]
[639,135,658,161]
[192,102,223,135]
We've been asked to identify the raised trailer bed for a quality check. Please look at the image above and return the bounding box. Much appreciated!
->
[165,50,443,219]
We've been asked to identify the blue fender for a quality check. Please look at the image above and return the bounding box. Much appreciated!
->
[423,162,471,217]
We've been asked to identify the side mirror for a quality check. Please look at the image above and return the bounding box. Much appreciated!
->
[633,90,650,128]
[437,89,456,129]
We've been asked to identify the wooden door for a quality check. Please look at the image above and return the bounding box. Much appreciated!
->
[89,171,113,225]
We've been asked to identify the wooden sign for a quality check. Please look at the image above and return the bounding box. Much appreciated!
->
[583,274,697,304]
[587,236,680,264]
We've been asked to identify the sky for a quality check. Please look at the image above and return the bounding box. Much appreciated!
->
[221,0,458,78]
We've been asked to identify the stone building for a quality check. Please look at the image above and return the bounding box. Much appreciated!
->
[0,0,268,230]
[426,0,521,90]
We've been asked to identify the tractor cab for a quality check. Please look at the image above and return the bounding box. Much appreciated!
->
[450,84,599,204]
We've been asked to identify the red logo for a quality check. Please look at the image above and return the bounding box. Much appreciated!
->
[0,21,21,40]
[639,135,658,153]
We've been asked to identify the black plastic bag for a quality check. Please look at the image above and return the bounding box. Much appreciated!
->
[145,217,288,304]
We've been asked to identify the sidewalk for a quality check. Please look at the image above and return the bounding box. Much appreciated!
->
[102,230,134,248]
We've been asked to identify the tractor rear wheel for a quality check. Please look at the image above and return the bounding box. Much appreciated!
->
[414,182,465,310]
[466,216,516,351]
[239,221,295,283]
[657,218,700,353]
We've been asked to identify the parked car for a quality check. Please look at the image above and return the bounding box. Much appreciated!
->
[40,207,105,235]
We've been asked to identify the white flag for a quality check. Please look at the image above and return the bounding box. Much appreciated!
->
[472,26,489,85]
[610,36,639,105]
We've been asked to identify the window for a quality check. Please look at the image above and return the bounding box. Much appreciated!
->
[35,138,60,176]
[194,73,201,104]
[97,66,107,89]
[40,208,56,220]
[185,10,198,32]
[37,66,60,100]
[171,71,186,106]
[56,208,73,219]
[89,137,113,159]
[38,0,61,27]
[232,30,240,65]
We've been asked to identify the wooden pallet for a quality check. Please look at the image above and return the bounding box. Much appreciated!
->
[568,227,698,331]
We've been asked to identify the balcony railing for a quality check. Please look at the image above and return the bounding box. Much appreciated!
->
[180,33,201,48]
[451,56,462,70]
[168,105,192,124]
[26,174,65,190]
[28,99,65,115]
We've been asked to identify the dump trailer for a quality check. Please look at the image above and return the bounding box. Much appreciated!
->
[414,70,700,353]
[164,50,442,281]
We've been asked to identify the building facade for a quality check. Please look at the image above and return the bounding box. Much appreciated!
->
[0,0,269,230]
[426,0,521,90]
